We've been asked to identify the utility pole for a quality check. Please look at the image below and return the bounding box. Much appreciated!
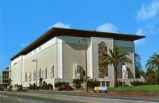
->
[83,37,88,92]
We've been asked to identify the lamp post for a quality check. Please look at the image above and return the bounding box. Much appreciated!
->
[82,37,88,92]
[32,59,38,91]
[78,37,88,92]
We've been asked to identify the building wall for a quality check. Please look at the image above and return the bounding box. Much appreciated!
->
[61,36,88,79]
[10,35,136,88]
[114,40,135,79]
[11,56,23,86]
[2,71,9,84]
[91,37,114,87]
[0,72,2,84]
[11,37,62,87]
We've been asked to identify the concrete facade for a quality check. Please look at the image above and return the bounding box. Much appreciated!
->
[10,28,144,88]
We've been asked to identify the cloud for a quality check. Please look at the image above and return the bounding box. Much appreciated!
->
[137,1,159,20]
[21,42,29,47]
[96,23,117,33]
[135,29,145,45]
[49,22,70,29]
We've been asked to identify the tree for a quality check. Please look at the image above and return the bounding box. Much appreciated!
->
[146,53,159,69]
[135,53,144,78]
[146,53,159,84]
[102,47,132,87]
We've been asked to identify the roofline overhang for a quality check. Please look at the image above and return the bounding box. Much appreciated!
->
[10,27,145,60]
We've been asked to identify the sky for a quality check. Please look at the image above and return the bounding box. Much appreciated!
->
[0,0,159,71]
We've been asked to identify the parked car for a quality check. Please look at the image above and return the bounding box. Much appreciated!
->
[94,86,108,93]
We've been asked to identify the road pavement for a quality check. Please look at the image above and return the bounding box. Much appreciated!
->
[0,93,82,103]
[1,91,159,103]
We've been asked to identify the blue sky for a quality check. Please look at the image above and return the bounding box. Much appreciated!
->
[0,0,159,71]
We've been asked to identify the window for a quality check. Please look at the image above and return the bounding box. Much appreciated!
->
[33,70,36,81]
[29,72,32,81]
[39,69,41,78]
[25,73,28,82]
[50,66,54,78]
[42,70,44,78]
[45,67,47,78]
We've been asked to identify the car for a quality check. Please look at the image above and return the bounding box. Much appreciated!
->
[94,86,108,93]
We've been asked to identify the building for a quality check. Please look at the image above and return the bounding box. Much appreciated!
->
[0,70,9,88]
[10,27,145,88]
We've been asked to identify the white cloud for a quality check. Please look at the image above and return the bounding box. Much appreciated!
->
[135,29,145,45]
[49,22,70,29]
[21,42,29,47]
[136,29,144,35]
[96,23,117,33]
[137,1,159,20]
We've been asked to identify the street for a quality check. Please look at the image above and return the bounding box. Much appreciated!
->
[0,93,82,103]
[1,91,159,103]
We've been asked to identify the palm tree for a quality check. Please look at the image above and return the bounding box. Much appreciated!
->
[102,47,132,87]
[146,53,159,69]
[146,53,159,84]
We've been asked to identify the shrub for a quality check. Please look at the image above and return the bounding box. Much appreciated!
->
[29,83,36,90]
[42,81,48,90]
[73,79,83,89]
[41,81,53,90]
[14,84,23,91]
[130,80,146,86]
[55,82,73,91]
[48,84,53,90]
[87,79,99,89]
[117,81,125,86]
[55,82,69,87]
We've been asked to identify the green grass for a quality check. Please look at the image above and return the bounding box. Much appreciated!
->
[108,85,159,95]
[109,85,159,91]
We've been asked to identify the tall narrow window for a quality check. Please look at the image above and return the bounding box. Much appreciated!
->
[50,66,54,78]
[25,73,28,82]
[29,72,32,81]
[45,67,47,79]
[33,70,36,81]
[42,70,44,78]
[39,69,41,78]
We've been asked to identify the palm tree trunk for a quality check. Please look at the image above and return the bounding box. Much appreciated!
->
[114,65,117,87]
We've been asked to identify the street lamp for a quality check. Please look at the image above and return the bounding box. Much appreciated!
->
[83,37,89,92]
[79,37,88,92]
[32,59,38,91]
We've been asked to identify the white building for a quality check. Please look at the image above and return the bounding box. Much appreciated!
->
[10,27,145,88]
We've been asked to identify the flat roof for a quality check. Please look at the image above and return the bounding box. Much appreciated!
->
[11,27,145,60]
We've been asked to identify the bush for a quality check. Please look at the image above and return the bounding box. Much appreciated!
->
[130,80,146,86]
[55,82,69,87]
[41,81,53,90]
[48,84,53,90]
[14,84,23,91]
[117,81,125,86]
[58,85,73,91]
[42,81,48,89]
[73,79,83,89]
[29,83,36,90]
[87,79,99,89]
[55,82,73,91]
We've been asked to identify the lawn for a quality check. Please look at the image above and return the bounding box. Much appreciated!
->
[108,85,159,95]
